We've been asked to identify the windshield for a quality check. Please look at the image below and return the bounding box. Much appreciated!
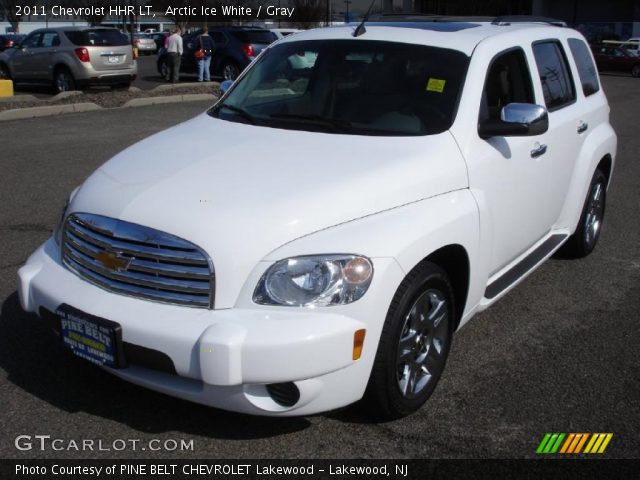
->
[208,40,469,136]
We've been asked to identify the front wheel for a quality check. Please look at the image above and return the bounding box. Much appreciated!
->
[53,68,75,93]
[560,169,607,258]
[363,262,455,419]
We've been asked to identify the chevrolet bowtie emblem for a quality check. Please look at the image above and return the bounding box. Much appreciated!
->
[95,251,133,272]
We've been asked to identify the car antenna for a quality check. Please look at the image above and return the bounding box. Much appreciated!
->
[353,0,376,37]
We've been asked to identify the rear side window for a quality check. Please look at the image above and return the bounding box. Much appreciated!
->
[231,30,277,44]
[65,29,128,47]
[532,41,576,110]
[568,38,600,96]
[41,32,60,48]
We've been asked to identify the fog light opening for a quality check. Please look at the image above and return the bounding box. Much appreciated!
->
[266,382,300,407]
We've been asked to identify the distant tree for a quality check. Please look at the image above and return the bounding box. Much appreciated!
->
[0,1,21,32]
[289,0,324,28]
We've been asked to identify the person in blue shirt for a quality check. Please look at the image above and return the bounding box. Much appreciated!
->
[197,27,215,82]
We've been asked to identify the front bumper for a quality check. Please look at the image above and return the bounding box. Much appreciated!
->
[18,239,397,416]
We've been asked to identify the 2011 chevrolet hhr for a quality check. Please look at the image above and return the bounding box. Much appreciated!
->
[18,17,616,418]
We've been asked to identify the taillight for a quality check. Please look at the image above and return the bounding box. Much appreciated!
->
[133,47,138,60]
[74,47,90,62]
[242,43,254,57]
[6,40,14,48]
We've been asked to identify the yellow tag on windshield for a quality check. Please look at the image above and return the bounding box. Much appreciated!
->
[426,78,446,93]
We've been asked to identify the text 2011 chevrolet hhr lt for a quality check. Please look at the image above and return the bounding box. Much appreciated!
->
[18,19,616,418]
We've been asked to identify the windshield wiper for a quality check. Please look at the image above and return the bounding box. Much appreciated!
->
[217,104,256,124]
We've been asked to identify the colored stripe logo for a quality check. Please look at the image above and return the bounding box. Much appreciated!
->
[536,433,613,454]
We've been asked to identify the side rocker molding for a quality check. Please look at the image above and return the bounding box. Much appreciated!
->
[484,233,567,299]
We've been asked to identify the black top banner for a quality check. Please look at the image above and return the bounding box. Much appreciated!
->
[2,1,638,26]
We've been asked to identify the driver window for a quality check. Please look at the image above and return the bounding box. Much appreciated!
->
[480,48,535,122]
[22,33,42,48]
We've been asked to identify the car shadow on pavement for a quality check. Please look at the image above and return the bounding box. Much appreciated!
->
[0,292,311,439]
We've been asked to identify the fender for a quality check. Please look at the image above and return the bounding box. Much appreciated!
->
[257,189,482,327]
[555,118,617,232]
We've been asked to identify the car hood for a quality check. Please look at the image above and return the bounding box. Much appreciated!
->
[70,113,468,308]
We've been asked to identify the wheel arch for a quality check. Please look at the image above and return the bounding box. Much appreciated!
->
[418,244,470,331]
[597,153,613,187]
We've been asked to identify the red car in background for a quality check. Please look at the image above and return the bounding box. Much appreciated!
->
[591,43,640,77]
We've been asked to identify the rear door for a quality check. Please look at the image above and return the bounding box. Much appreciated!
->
[31,30,60,80]
[529,39,584,232]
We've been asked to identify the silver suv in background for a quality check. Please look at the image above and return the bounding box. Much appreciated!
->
[0,27,137,93]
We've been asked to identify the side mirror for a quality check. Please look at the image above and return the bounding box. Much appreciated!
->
[478,102,548,139]
[220,79,233,94]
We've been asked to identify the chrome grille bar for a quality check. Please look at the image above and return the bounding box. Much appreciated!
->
[62,213,214,308]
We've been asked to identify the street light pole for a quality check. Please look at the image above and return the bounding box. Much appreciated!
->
[344,0,352,22]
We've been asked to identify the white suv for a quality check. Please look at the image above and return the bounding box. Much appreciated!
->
[18,18,616,419]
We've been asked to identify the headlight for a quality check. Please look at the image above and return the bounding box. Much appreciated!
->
[253,255,374,307]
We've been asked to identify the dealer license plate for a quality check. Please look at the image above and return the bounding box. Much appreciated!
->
[57,304,124,368]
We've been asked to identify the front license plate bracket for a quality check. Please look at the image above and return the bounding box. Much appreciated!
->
[56,304,127,369]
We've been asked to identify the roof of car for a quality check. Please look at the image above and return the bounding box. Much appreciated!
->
[279,21,570,56]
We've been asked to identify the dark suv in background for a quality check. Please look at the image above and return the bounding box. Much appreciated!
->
[157,27,277,81]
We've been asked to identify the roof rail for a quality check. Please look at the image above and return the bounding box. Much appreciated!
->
[492,15,567,27]
[368,13,566,26]
[368,13,496,22]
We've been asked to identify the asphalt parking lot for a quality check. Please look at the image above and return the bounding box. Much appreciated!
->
[0,75,638,460]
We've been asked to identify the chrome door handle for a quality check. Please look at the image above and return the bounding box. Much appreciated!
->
[530,144,547,158]
[577,122,588,133]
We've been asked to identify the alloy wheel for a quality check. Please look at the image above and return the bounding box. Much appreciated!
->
[584,181,605,249]
[396,289,449,399]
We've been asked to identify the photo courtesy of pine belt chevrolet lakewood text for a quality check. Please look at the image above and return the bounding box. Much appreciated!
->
[18,16,616,419]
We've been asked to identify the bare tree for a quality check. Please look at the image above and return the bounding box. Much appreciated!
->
[289,0,325,28]
[0,1,21,32]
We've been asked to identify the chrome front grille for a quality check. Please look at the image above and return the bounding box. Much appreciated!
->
[62,213,214,308]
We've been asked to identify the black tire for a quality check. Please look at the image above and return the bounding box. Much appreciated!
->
[363,261,455,420]
[560,169,607,258]
[0,62,11,80]
[53,67,75,94]
[221,61,240,81]
[632,65,640,78]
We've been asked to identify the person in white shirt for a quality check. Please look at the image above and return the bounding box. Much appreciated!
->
[166,27,183,83]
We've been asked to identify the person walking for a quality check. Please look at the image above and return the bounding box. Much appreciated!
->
[166,27,183,83]
[197,27,215,82]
